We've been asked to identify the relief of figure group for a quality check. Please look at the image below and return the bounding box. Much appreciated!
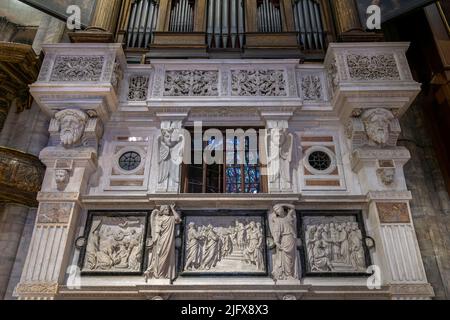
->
[305,221,366,273]
[84,219,144,272]
[184,220,265,272]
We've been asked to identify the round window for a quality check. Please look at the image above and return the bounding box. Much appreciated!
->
[119,151,141,171]
[308,151,332,171]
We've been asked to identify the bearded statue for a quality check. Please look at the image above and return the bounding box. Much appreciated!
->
[55,109,88,148]
[361,108,394,146]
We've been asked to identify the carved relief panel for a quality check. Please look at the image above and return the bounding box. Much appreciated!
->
[181,212,267,275]
[298,211,372,276]
[78,212,149,274]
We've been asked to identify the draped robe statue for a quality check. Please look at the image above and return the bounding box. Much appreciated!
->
[145,204,181,281]
[157,128,184,192]
[268,204,299,280]
[267,128,293,192]
[185,222,201,270]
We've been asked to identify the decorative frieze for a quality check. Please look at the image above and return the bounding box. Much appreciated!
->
[128,75,149,101]
[231,70,287,96]
[347,54,400,81]
[300,74,323,101]
[164,70,219,96]
[15,282,58,296]
[37,203,73,225]
[50,56,104,82]
[377,202,410,224]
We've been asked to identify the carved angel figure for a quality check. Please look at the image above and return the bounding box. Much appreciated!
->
[268,204,299,280]
[267,128,293,191]
[158,128,185,192]
[145,204,181,281]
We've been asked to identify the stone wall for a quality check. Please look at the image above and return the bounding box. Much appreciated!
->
[400,93,450,300]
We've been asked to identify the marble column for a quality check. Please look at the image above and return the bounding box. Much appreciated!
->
[0,204,30,299]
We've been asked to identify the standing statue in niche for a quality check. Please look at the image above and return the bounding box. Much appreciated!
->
[267,128,293,191]
[157,127,185,192]
[145,204,181,281]
[268,204,299,280]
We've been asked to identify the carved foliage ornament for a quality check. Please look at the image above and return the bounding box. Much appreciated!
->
[301,74,323,101]
[37,203,73,224]
[50,56,104,82]
[232,70,287,96]
[164,70,218,96]
[347,54,400,81]
[128,75,149,101]
[377,203,410,224]
[55,109,88,148]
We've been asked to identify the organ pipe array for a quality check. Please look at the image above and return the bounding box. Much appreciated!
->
[257,0,282,33]
[206,0,245,48]
[293,0,325,50]
[127,0,159,48]
[169,0,195,32]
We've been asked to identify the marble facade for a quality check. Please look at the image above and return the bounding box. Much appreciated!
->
[12,42,435,300]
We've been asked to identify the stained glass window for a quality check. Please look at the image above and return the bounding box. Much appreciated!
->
[119,151,141,171]
[183,129,265,194]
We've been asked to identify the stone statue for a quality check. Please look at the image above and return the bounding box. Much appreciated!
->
[185,222,201,270]
[267,128,293,191]
[145,204,181,281]
[55,169,70,191]
[55,109,88,148]
[361,108,394,146]
[268,204,299,280]
[243,221,264,270]
[157,127,185,192]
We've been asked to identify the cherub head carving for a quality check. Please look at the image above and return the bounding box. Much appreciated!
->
[55,169,70,190]
[361,108,395,146]
[377,167,396,186]
[55,109,88,147]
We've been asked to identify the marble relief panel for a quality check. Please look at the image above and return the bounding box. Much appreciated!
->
[79,212,148,274]
[299,212,371,275]
[182,215,267,275]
